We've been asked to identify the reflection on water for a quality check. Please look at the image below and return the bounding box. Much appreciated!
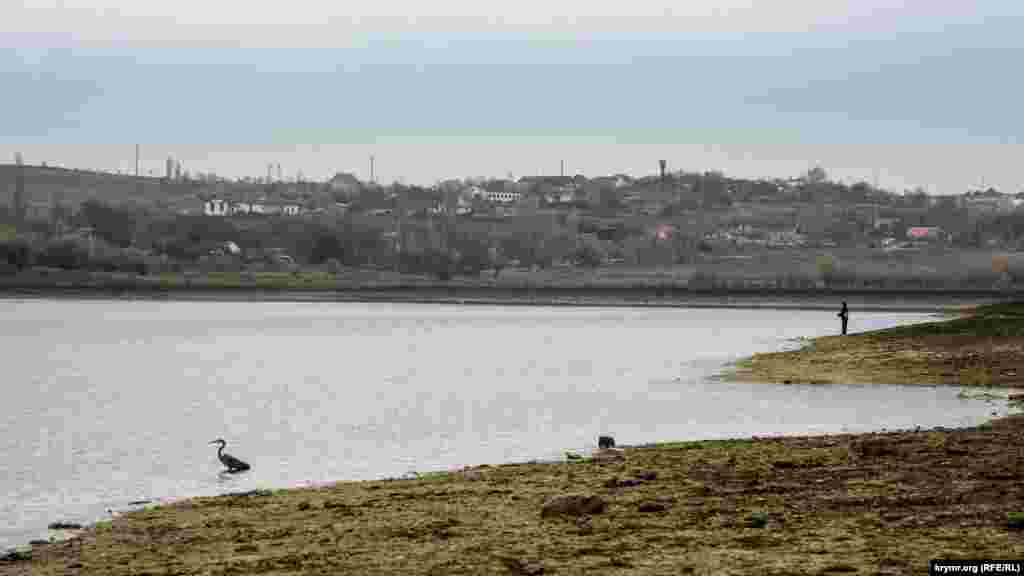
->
[0,300,1005,549]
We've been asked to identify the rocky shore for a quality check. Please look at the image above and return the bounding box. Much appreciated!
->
[5,302,1024,575]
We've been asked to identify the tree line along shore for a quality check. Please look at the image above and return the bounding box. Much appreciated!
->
[3,304,1023,575]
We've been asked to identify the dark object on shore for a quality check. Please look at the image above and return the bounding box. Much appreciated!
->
[541,494,607,518]
[851,437,898,459]
[838,301,849,335]
[1007,512,1024,530]
[0,549,31,563]
[603,476,643,488]
[598,435,616,449]
[635,470,658,481]
[638,501,668,513]
[210,438,251,473]
[47,521,83,530]
[746,512,769,528]
[498,556,546,575]
[229,490,272,498]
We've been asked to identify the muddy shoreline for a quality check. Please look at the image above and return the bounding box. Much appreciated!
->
[5,417,1024,575]
[0,285,1012,313]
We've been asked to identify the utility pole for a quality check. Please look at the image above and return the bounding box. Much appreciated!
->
[560,159,564,178]
[135,144,144,198]
[393,184,404,273]
[370,155,375,184]
[13,152,25,224]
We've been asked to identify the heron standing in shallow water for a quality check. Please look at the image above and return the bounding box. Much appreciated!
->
[209,438,251,473]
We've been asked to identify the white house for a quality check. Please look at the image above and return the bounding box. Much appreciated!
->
[484,190,522,204]
[203,198,230,216]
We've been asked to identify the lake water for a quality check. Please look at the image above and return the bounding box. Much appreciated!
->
[0,300,1012,549]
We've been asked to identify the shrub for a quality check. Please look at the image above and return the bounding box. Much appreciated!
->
[816,254,837,285]
[0,239,32,271]
[36,240,89,270]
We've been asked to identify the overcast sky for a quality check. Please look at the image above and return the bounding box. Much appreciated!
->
[2,1,1022,193]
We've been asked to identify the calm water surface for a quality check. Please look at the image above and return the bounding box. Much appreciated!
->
[0,300,1010,549]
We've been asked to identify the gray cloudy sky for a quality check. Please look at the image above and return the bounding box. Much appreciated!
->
[2,1,1022,193]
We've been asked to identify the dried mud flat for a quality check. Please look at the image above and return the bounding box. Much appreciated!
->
[5,416,1024,576]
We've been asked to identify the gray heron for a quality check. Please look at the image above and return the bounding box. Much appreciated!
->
[209,438,251,473]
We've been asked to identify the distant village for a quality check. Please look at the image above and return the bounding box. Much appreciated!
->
[188,167,1024,254]
[3,157,1024,287]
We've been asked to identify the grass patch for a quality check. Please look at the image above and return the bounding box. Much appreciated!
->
[957,390,1004,401]
[92,520,113,532]
[1008,512,1024,529]
[653,438,756,451]
[406,470,453,482]
[745,512,769,528]
[864,302,1024,340]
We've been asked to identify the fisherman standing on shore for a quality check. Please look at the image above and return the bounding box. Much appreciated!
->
[838,301,849,335]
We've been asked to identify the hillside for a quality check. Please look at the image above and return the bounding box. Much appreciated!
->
[0,164,206,214]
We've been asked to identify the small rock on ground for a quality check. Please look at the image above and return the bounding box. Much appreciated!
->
[603,477,643,488]
[541,494,607,518]
[593,448,626,462]
[638,501,668,513]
